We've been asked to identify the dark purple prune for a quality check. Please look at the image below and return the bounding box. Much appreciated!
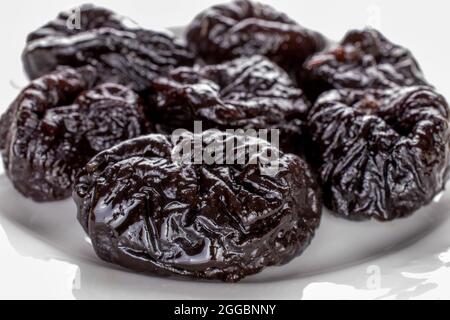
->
[25,4,134,43]
[22,4,194,92]
[148,55,311,154]
[186,0,325,71]
[0,66,148,202]
[308,86,450,221]
[303,28,428,99]
[73,131,322,282]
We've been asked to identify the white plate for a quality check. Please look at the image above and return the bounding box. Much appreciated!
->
[1,17,450,300]
[1,172,450,300]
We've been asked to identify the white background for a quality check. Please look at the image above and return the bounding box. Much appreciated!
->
[0,0,450,299]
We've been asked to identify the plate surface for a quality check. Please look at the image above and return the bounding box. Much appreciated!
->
[1,2,450,300]
[1,173,450,299]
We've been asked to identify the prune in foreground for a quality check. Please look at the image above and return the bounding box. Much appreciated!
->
[0,66,148,202]
[308,86,450,221]
[73,131,322,282]
[23,4,194,92]
[303,28,428,99]
[149,55,311,154]
[186,0,325,70]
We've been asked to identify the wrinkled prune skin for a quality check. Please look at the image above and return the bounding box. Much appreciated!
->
[26,4,134,43]
[149,55,310,154]
[0,67,148,202]
[308,86,450,221]
[23,4,194,92]
[73,131,322,282]
[303,28,428,99]
[186,0,325,71]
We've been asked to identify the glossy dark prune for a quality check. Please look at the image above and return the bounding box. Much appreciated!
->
[25,4,134,43]
[23,4,194,92]
[303,28,428,99]
[73,131,322,282]
[0,67,148,202]
[186,0,325,71]
[308,86,450,221]
[149,55,311,154]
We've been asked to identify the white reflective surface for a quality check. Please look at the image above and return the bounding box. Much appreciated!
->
[1,174,450,300]
[1,0,450,300]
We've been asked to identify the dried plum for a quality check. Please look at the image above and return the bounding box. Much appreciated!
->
[308,86,450,221]
[0,66,148,202]
[25,4,134,43]
[303,28,428,99]
[23,4,194,92]
[149,55,310,154]
[73,131,322,282]
[186,0,325,71]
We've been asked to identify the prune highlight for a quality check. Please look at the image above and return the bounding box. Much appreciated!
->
[0,67,148,202]
[74,132,322,282]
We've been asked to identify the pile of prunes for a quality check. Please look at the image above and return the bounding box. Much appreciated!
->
[1,1,449,282]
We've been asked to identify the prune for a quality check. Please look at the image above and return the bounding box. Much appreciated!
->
[186,0,325,71]
[308,86,450,221]
[303,28,428,99]
[73,131,321,282]
[0,66,148,202]
[25,4,134,43]
[23,4,194,92]
[149,55,310,154]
